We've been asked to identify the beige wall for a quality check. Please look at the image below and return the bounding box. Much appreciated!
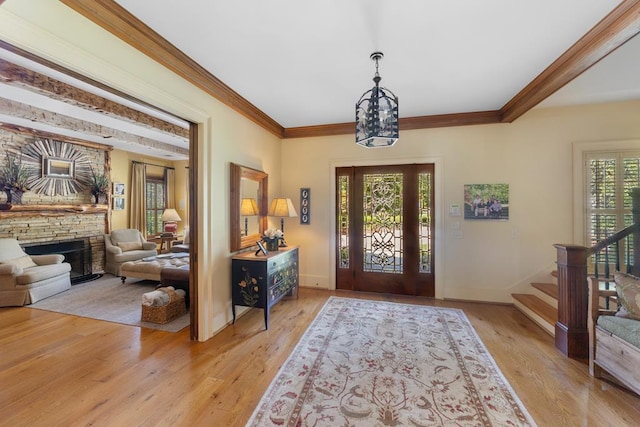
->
[109,149,188,235]
[282,101,640,302]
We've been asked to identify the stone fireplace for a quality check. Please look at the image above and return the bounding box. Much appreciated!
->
[0,128,111,273]
[0,208,107,275]
[22,237,98,284]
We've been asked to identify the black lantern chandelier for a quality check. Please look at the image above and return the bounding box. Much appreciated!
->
[355,52,399,148]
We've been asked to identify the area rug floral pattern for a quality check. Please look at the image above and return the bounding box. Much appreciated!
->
[247,297,536,426]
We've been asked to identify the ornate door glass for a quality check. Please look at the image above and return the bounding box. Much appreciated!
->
[362,173,403,273]
[419,172,432,273]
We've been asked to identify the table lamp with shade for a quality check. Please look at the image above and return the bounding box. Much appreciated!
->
[161,208,181,235]
[240,198,259,236]
[268,198,297,246]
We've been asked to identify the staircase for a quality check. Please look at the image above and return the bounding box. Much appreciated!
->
[512,271,558,336]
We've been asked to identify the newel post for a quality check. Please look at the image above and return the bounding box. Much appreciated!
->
[553,244,589,359]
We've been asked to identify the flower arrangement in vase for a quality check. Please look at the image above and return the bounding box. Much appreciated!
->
[262,227,283,251]
[89,167,110,205]
[0,150,30,205]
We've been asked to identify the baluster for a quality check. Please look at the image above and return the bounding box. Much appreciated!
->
[594,251,599,278]
[603,247,612,310]
[626,235,631,274]
[615,240,620,272]
[604,246,610,279]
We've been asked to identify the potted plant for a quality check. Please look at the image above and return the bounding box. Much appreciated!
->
[89,167,110,205]
[0,150,30,205]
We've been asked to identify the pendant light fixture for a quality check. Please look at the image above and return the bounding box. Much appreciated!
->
[355,52,399,148]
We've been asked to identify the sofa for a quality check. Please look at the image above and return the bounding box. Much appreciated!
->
[104,229,157,276]
[0,238,71,306]
[588,272,640,395]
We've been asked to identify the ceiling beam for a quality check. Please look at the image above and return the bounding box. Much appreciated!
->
[284,111,502,139]
[0,97,188,157]
[500,0,640,123]
[0,122,113,151]
[0,58,188,139]
[59,0,285,139]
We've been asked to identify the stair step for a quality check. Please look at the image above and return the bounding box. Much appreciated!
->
[512,294,557,336]
[531,282,558,300]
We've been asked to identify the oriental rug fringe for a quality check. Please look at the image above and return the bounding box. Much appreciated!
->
[247,297,536,426]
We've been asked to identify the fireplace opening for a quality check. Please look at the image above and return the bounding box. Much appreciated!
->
[22,238,97,284]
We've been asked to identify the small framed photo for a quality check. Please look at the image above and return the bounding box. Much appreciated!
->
[113,197,125,211]
[255,240,268,256]
[113,182,125,196]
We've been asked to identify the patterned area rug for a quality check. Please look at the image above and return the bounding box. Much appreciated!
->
[29,274,189,333]
[248,297,536,426]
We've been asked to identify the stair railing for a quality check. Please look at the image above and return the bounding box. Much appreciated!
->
[553,188,639,358]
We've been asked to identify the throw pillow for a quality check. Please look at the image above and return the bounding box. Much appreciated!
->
[614,272,640,320]
[118,241,143,252]
[1,254,37,269]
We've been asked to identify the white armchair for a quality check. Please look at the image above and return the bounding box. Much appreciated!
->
[0,238,71,306]
[104,229,157,276]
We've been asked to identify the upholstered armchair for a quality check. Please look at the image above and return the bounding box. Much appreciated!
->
[0,238,71,306]
[104,229,157,276]
[170,226,190,253]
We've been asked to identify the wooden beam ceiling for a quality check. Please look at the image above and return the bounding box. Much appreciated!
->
[0,59,188,139]
[44,0,640,139]
[0,97,188,157]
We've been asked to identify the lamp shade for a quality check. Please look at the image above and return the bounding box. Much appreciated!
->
[240,198,259,216]
[268,198,298,218]
[161,208,182,222]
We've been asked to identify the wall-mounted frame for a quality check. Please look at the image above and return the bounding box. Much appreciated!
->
[300,187,310,225]
[16,139,93,196]
[113,182,125,196]
[113,197,125,211]
[230,163,268,252]
[464,183,509,220]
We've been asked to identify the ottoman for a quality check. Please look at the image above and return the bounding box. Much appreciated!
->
[120,254,189,283]
[161,265,189,307]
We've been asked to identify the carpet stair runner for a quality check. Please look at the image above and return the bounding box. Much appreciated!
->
[512,271,558,336]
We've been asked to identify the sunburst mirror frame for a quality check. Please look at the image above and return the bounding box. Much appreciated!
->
[13,139,93,196]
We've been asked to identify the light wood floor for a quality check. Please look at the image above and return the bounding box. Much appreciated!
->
[1,288,638,426]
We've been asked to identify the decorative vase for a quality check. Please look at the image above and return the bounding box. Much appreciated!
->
[10,190,23,205]
[3,189,11,204]
[265,238,279,252]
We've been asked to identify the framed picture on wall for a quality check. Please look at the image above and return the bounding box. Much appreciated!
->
[113,197,125,211]
[113,182,125,196]
[463,183,509,220]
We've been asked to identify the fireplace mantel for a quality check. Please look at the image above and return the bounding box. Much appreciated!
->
[0,204,108,218]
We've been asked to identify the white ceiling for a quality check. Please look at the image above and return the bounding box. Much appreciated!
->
[113,0,635,127]
[2,0,640,161]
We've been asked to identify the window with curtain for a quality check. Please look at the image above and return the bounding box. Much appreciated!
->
[146,177,166,236]
[585,150,640,268]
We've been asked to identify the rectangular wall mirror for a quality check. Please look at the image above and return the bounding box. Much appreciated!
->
[43,157,74,179]
[230,163,268,252]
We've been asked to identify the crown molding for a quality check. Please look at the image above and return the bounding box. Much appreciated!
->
[500,0,640,123]
[48,0,640,138]
[59,0,284,138]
